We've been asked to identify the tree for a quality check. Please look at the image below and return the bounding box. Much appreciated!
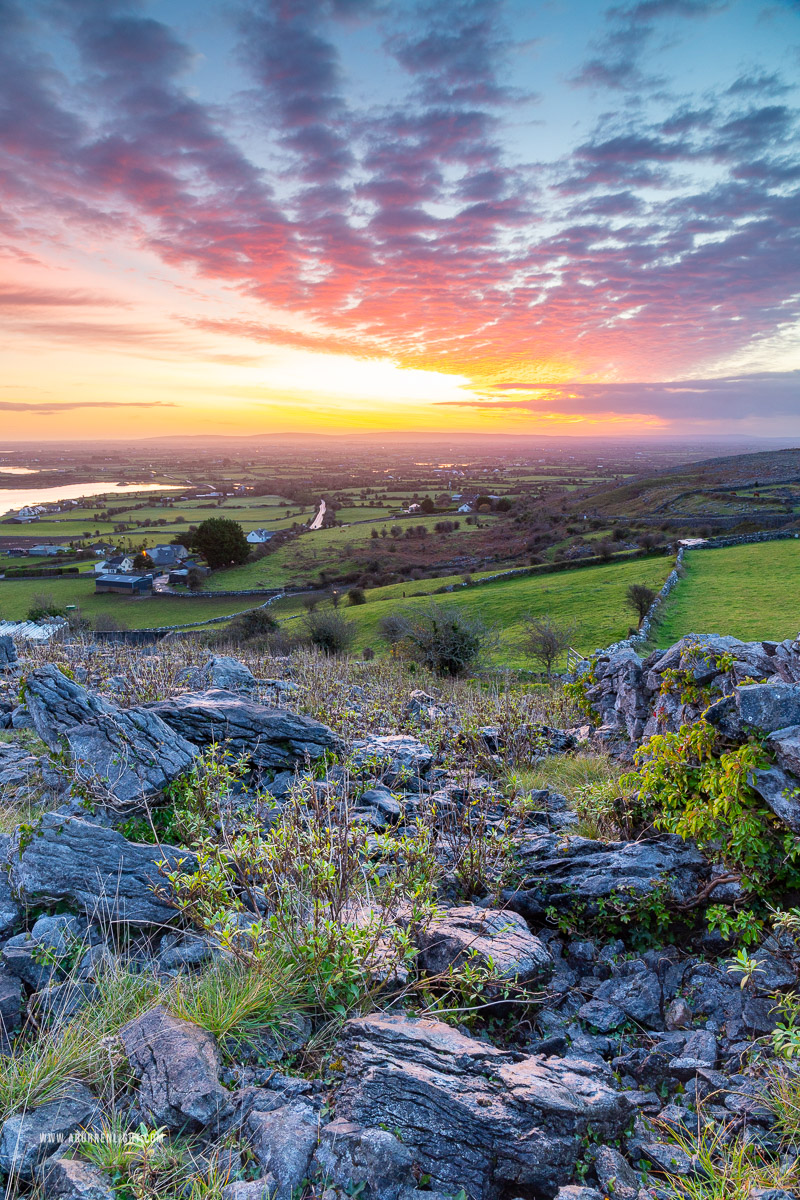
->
[420,496,435,514]
[348,587,367,605]
[520,615,575,680]
[626,583,657,626]
[132,551,151,570]
[396,604,495,677]
[192,518,250,570]
[302,609,356,655]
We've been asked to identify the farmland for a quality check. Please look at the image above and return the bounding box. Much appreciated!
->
[294,555,676,669]
[655,540,800,646]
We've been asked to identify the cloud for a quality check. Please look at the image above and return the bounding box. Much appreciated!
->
[0,400,176,412]
[441,372,800,421]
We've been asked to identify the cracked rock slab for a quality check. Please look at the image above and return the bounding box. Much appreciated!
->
[336,1013,630,1200]
[8,813,196,925]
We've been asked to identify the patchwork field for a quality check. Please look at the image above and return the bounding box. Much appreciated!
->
[656,539,800,645]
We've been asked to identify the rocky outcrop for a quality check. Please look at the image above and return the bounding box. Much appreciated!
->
[119,1006,233,1132]
[8,813,196,924]
[312,1121,413,1200]
[336,1013,630,1200]
[503,833,708,916]
[24,665,198,805]
[0,634,18,671]
[582,633,800,744]
[146,689,340,771]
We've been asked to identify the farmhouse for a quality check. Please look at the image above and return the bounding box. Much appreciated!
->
[29,544,69,557]
[95,572,153,596]
[246,529,276,544]
[148,544,189,567]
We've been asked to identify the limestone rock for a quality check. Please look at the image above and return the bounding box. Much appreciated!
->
[24,665,198,805]
[146,689,340,771]
[313,1120,413,1200]
[503,834,707,916]
[38,1156,116,1199]
[0,1084,101,1180]
[349,734,434,785]
[416,904,551,985]
[119,1005,233,1132]
[336,1013,630,1200]
[245,1100,320,1200]
[9,813,197,924]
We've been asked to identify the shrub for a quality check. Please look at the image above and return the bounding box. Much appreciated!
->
[396,604,495,677]
[520,614,575,679]
[348,587,366,605]
[26,593,64,621]
[378,612,412,646]
[93,613,129,632]
[302,608,356,655]
[623,719,800,937]
[222,607,279,643]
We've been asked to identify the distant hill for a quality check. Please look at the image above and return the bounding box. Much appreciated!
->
[583,446,800,527]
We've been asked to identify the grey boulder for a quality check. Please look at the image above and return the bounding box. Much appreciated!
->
[9,813,197,925]
[336,1013,630,1200]
[349,734,434,784]
[749,766,800,833]
[735,683,800,734]
[0,1084,101,1180]
[119,1005,233,1132]
[416,905,551,986]
[313,1120,413,1200]
[245,1100,320,1200]
[23,665,198,806]
[38,1156,116,1199]
[179,656,257,694]
[146,689,340,770]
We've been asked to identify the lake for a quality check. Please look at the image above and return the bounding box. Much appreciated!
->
[0,481,180,515]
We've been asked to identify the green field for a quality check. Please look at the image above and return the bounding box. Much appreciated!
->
[0,576,264,629]
[656,540,800,645]
[293,556,674,668]
[204,512,499,591]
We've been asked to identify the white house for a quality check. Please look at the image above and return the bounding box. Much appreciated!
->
[457,503,472,513]
[246,529,276,544]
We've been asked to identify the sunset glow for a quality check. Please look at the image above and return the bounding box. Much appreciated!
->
[1,0,798,439]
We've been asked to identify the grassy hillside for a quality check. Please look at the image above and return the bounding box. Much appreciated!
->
[656,540,800,645]
[304,556,674,669]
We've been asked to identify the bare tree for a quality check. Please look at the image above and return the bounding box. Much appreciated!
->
[626,583,657,626]
[520,615,575,680]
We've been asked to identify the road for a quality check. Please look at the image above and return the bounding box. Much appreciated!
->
[309,499,326,530]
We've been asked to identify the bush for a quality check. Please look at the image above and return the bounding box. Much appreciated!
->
[396,604,495,676]
[302,609,356,655]
[93,614,129,632]
[222,607,279,643]
[347,587,367,605]
[26,593,64,621]
[378,612,412,646]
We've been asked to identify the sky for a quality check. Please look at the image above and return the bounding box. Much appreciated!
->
[1,0,799,440]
